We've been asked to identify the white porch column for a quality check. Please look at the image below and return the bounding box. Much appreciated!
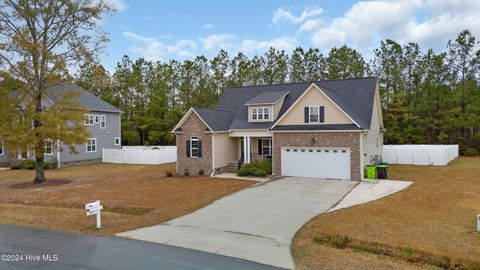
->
[243,136,251,163]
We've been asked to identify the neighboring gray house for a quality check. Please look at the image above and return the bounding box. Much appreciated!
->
[0,83,121,167]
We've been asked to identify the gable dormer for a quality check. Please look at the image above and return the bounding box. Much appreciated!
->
[245,91,289,122]
[274,84,357,127]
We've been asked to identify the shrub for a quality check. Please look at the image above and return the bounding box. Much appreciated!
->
[45,159,58,170]
[237,168,249,176]
[247,167,258,175]
[464,148,478,156]
[254,169,267,177]
[166,171,173,177]
[11,164,22,170]
[198,169,205,176]
[241,160,272,174]
[22,160,36,170]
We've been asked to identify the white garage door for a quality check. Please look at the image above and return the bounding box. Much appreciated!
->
[281,147,351,180]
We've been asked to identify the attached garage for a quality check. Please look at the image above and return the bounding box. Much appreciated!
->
[281,147,351,180]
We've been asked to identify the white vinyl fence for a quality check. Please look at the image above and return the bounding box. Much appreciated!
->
[383,145,459,166]
[102,146,177,165]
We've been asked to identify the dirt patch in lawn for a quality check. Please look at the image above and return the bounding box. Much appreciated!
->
[293,157,480,269]
[0,163,255,235]
[10,179,72,189]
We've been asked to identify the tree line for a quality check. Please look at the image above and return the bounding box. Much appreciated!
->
[76,29,480,155]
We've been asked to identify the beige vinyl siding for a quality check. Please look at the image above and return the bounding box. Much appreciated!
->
[248,105,274,122]
[213,133,238,168]
[277,85,353,125]
[362,88,383,165]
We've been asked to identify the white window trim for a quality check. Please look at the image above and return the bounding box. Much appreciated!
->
[100,115,106,129]
[250,107,271,122]
[115,137,121,146]
[309,106,320,123]
[94,115,100,124]
[190,136,199,158]
[44,141,53,155]
[0,140,4,156]
[84,114,94,126]
[86,138,97,153]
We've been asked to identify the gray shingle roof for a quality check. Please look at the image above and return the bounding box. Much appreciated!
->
[45,83,121,113]
[245,90,290,105]
[194,108,233,131]
[193,77,377,131]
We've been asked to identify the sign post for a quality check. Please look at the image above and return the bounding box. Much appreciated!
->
[85,200,103,229]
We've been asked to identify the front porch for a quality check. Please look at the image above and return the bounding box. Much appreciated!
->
[214,134,272,174]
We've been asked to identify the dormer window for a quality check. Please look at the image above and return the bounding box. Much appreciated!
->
[252,107,270,121]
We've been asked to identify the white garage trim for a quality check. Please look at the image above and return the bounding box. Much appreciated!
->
[281,147,351,180]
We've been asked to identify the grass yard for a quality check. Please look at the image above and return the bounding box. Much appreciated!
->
[293,157,480,270]
[0,163,255,235]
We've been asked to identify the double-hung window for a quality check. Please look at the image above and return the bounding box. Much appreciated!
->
[100,115,106,129]
[115,137,121,146]
[252,108,258,120]
[94,115,100,124]
[44,141,53,155]
[190,137,199,157]
[309,106,320,122]
[260,138,272,155]
[86,138,97,153]
[84,114,94,126]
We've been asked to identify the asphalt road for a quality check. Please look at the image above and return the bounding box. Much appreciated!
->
[0,224,283,270]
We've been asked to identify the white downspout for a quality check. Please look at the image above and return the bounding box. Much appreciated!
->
[210,132,215,176]
[360,131,366,180]
[56,140,61,169]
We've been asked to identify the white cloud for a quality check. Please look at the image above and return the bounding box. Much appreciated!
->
[199,34,236,51]
[202,24,215,30]
[273,6,323,24]
[308,0,480,52]
[123,32,197,61]
[298,18,323,33]
[105,0,128,11]
[241,37,298,54]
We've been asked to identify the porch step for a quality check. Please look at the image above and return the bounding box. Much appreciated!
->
[222,162,240,173]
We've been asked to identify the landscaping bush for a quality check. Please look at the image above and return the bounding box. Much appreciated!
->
[198,169,205,176]
[22,160,36,170]
[45,159,58,170]
[237,168,249,176]
[10,164,22,170]
[166,171,173,177]
[464,148,478,156]
[242,160,272,174]
[247,167,258,175]
[254,169,267,177]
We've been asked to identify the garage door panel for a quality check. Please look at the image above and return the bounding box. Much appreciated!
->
[281,147,350,180]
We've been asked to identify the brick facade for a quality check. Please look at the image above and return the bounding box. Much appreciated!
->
[175,112,213,176]
[273,132,362,181]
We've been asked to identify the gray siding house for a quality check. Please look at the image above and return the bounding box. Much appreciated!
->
[0,83,121,167]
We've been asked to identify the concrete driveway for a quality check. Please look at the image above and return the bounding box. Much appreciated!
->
[118,178,355,269]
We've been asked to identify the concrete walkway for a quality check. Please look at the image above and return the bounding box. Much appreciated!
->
[212,173,269,182]
[328,179,412,212]
[118,177,355,269]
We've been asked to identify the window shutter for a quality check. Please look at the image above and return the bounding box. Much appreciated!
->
[304,107,309,123]
[186,140,190,157]
[198,140,203,157]
[258,139,263,155]
[320,106,325,123]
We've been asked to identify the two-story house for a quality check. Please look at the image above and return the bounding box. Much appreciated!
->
[0,83,121,167]
[172,77,384,181]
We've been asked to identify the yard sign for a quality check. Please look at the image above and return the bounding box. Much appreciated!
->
[85,200,103,229]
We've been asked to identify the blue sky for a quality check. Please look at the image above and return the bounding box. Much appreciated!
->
[100,0,480,72]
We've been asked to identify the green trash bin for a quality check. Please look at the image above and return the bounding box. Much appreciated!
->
[366,165,377,179]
